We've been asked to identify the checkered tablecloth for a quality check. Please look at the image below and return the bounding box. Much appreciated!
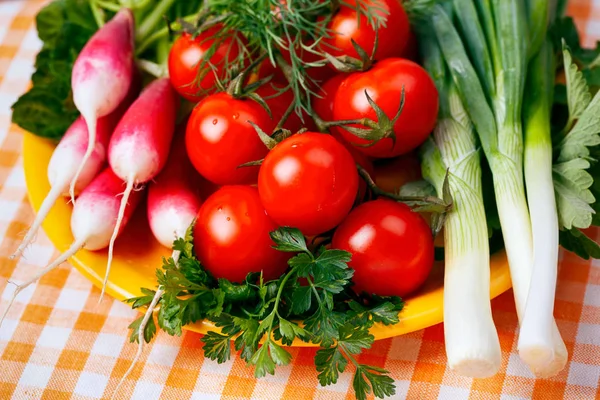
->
[0,0,599,399]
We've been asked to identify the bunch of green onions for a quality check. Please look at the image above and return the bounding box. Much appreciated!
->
[419,0,567,377]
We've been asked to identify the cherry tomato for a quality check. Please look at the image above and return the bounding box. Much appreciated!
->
[168,27,246,102]
[332,199,434,296]
[374,153,422,194]
[186,92,274,185]
[257,83,317,133]
[323,0,410,62]
[256,59,287,85]
[194,186,289,282]
[258,132,359,236]
[333,58,439,158]
[312,75,372,200]
[313,73,347,122]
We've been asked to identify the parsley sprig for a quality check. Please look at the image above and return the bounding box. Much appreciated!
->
[128,226,403,400]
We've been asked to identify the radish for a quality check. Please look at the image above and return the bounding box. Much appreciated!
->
[0,168,143,328]
[113,129,203,398]
[102,77,179,301]
[70,8,135,203]
[11,77,140,260]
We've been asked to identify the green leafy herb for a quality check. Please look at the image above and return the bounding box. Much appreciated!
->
[553,45,600,258]
[129,226,403,400]
[11,0,97,140]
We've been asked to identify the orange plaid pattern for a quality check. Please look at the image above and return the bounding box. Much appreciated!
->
[0,0,599,399]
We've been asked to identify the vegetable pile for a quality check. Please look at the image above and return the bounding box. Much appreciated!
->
[3,0,600,398]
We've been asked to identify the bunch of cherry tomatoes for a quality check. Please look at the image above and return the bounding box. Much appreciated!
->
[167,0,440,298]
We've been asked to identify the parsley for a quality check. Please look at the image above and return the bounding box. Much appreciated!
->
[128,226,404,400]
[553,44,600,259]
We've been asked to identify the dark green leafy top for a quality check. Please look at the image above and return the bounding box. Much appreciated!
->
[127,225,404,400]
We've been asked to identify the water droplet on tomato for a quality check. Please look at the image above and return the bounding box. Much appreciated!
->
[226,217,231,221]
[217,206,222,211]
[232,113,239,120]
[212,119,218,125]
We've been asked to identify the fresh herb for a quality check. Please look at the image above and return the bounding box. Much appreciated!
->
[553,44,600,259]
[11,0,97,140]
[129,226,403,400]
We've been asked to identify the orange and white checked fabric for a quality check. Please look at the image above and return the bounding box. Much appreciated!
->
[0,0,599,399]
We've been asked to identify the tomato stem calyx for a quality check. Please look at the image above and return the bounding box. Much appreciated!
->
[356,164,452,226]
[326,87,405,147]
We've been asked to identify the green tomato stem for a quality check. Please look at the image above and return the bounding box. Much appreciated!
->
[136,0,177,44]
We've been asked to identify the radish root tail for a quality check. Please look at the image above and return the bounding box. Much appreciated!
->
[100,178,134,303]
[11,184,64,260]
[111,250,181,399]
[1,238,85,329]
[111,287,164,399]
[70,114,97,205]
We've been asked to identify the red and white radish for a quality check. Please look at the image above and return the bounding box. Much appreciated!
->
[11,78,140,260]
[103,77,179,300]
[70,8,135,203]
[113,129,203,398]
[147,132,204,247]
[0,168,143,328]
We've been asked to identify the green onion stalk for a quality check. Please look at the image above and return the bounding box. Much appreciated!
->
[420,30,501,378]
[518,0,567,376]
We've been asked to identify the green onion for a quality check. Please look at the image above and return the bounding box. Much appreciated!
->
[519,39,568,377]
[420,29,501,378]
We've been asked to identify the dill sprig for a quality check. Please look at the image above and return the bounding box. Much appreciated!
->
[201,0,389,115]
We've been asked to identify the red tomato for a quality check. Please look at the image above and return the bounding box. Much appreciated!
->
[258,132,359,236]
[312,73,347,121]
[257,84,317,133]
[323,0,410,62]
[186,93,274,185]
[332,199,434,296]
[256,59,287,85]
[168,27,246,102]
[194,186,289,282]
[374,153,422,194]
[333,58,439,158]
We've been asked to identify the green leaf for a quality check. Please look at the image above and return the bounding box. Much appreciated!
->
[337,325,374,355]
[202,331,233,363]
[315,249,352,270]
[315,346,348,386]
[173,223,196,259]
[353,365,396,400]
[304,307,345,348]
[11,1,96,140]
[290,286,312,314]
[557,90,600,162]
[268,341,292,366]
[127,315,157,344]
[157,296,183,336]
[398,180,437,197]
[270,228,309,253]
[36,1,67,46]
[249,343,276,378]
[563,42,592,124]
[278,318,310,345]
[125,288,156,309]
[559,228,600,259]
[553,159,596,230]
[288,253,314,277]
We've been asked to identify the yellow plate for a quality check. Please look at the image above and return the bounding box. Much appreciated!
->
[22,130,512,346]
